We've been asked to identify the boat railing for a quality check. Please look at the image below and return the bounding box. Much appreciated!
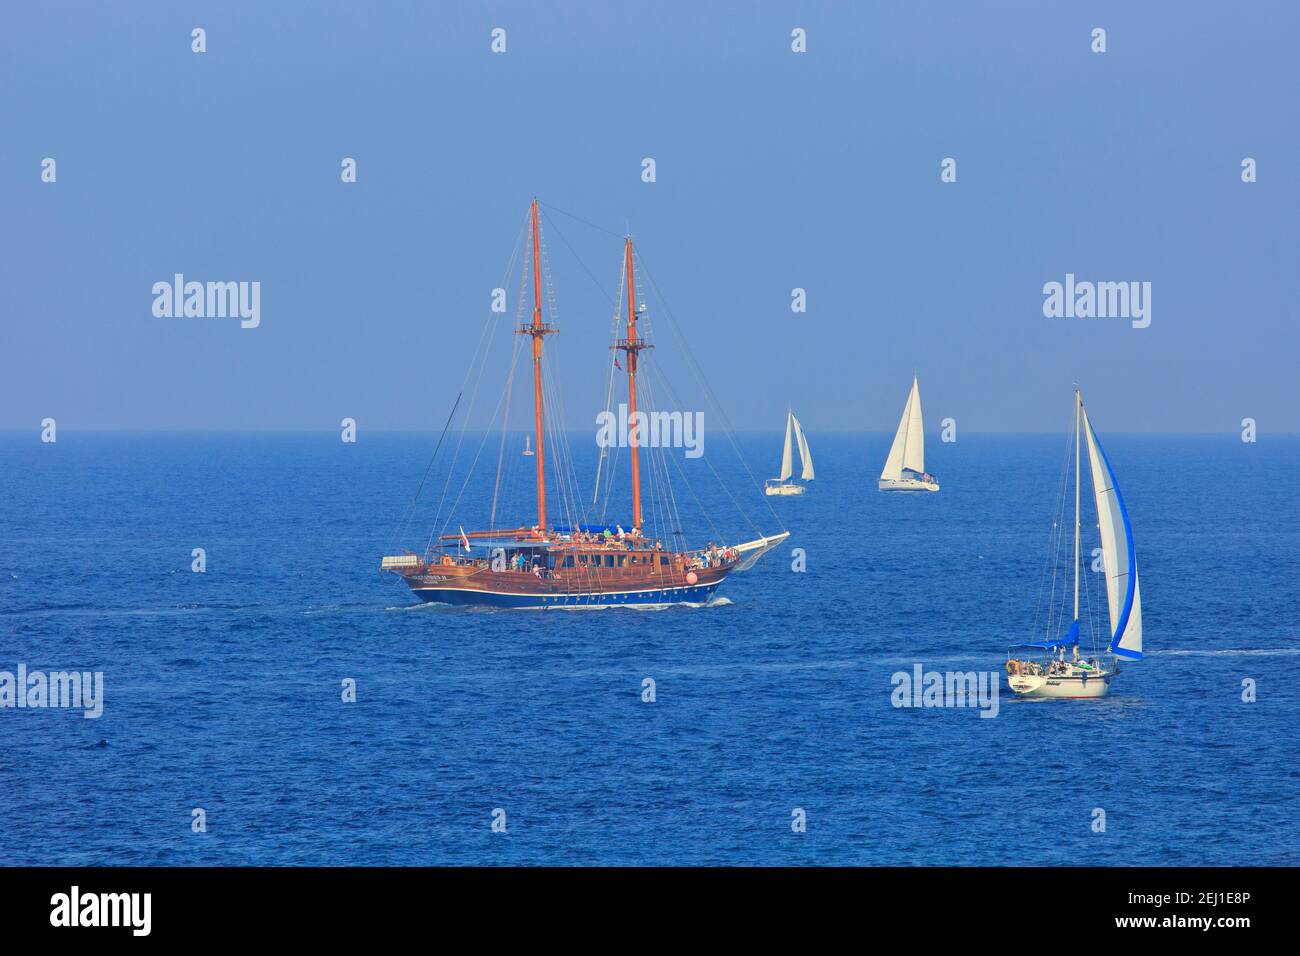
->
[612,337,653,352]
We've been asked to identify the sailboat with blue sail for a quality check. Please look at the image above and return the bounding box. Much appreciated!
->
[1006,388,1143,699]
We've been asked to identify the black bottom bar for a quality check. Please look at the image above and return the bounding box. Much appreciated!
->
[0,866,1284,940]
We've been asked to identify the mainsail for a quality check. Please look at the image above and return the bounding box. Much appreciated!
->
[881,377,925,480]
[778,413,794,481]
[792,413,814,480]
[1082,408,1143,659]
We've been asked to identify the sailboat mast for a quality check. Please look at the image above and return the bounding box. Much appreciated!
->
[615,236,652,531]
[518,198,555,532]
[1073,388,1081,626]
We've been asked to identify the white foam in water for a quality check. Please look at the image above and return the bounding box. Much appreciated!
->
[379,595,738,612]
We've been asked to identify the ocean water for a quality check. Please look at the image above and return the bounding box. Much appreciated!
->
[1,430,1297,866]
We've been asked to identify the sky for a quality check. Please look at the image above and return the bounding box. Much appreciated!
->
[2,1,1296,433]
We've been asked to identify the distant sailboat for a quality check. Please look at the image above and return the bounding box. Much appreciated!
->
[766,410,814,496]
[879,376,938,492]
[1006,388,1143,699]
[522,434,534,457]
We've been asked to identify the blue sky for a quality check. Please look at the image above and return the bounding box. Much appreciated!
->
[2,1,1296,432]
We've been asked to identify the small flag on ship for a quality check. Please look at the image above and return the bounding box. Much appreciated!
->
[459,526,471,551]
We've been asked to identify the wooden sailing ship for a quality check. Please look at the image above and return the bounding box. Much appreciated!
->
[381,200,787,608]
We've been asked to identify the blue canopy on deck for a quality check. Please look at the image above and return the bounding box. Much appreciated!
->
[1010,621,1079,652]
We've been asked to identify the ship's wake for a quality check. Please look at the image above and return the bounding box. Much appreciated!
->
[683,595,734,609]
[380,595,736,612]
[1153,647,1300,657]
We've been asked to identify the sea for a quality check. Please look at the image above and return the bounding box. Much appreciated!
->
[2,430,1297,865]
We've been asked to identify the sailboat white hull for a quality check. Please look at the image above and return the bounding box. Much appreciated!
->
[765,482,806,496]
[878,478,939,492]
[1008,672,1111,699]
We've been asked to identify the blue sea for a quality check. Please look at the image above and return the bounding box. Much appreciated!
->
[2,431,1297,865]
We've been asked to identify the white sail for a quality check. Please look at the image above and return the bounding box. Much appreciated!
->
[881,377,925,480]
[1082,408,1143,659]
[903,378,924,473]
[778,412,794,481]
[791,413,814,480]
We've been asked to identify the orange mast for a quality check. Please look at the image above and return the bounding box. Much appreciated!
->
[614,237,652,531]
[517,199,555,532]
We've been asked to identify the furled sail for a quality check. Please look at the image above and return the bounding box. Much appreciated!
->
[732,531,791,571]
[1082,408,1143,659]
[779,412,794,481]
[881,377,925,480]
[792,413,814,480]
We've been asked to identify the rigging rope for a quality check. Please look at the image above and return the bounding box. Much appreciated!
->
[634,250,786,534]
[428,207,530,543]
[386,391,463,555]
[489,334,525,527]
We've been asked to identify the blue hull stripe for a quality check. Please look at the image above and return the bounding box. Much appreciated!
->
[410,582,722,609]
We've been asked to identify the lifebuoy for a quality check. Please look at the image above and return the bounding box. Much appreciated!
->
[442,556,453,566]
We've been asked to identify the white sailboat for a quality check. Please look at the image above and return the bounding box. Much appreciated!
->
[1006,388,1143,699]
[765,409,814,496]
[879,376,938,491]
[522,434,534,456]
